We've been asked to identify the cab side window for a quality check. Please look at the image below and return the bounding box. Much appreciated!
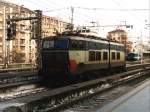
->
[112,52,115,60]
[117,52,120,60]
[103,52,108,60]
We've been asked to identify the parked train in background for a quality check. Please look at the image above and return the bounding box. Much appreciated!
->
[39,32,126,81]
[127,52,141,61]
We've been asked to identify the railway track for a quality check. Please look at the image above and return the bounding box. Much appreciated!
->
[0,68,39,89]
[33,67,150,112]
[0,63,149,89]
[0,63,146,88]
[0,84,46,101]
[0,63,150,112]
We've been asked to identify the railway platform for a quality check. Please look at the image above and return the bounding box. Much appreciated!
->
[97,79,150,112]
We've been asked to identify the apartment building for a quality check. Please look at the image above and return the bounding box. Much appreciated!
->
[107,29,133,54]
[0,0,36,64]
[42,15,69,37]
[0,0,70,65]
[0,4,4,63]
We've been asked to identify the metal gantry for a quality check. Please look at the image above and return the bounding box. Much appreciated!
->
[4,10,42,69]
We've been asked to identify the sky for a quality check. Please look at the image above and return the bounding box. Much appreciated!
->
[5,0,150,42]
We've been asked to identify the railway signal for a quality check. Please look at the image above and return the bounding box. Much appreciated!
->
[6,10,42,40]
[6,19,12,40]
[6,16,16,40]
[5,10,42,69]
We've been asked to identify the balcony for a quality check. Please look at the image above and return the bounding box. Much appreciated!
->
[19,30,26,33]
[0,34,2,37]
[20,43,26,46]
[0,18,3,22]
[0,10,3,14]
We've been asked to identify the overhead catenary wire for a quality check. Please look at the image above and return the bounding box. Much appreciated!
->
[42,6,149,26]
[111,0,146,26]
[18,0,149,27]
[76,7,149,11]
[23,0,71,22]
[43,7,70,12]
[8,0,148,30]
[25,0,50,10]
[26,0,69,15]
[44,0,68,8]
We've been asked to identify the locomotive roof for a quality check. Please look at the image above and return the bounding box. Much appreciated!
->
[43,32,123,44]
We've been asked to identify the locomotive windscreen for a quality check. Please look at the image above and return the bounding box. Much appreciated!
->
[43,40,54,48]
[55,39,69,49]
[42,38,69,49]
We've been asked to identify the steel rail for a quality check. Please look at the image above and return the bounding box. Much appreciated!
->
[41,68,150,112]
[0,63,150,112]
[0,66,148,112]
[0,63,149,89]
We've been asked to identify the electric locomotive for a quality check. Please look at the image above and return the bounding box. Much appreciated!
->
[40,33,125,80]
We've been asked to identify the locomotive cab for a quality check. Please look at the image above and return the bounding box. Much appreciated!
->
[41,37,70,79]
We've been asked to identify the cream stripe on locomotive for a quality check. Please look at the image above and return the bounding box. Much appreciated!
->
[110,50,125,62]
[109,41,125,67]
[69,51,86,64]
[69,36,110,65]
[86,49,109,64]
[69,49,110,74]
[110,51,125,67]
[69,49,109,65]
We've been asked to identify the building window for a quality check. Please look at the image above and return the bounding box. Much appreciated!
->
[20,39,25,44]
[0,46,2,52]
[20,46,25,51]
[20,53,25,57]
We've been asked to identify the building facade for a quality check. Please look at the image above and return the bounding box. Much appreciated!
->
[107,29,133,54]
[42,15,69,37]
[0,0,69,66]
[0,1,36,65]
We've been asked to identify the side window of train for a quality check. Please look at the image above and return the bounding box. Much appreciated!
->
[96,52,101,60]
[55,39,69,49]
[89,51,95,61]
[117,46,124,51]
[95,43,99,50]
[111,45,116,50]
[78,41,83,49]
[70,40,78,49]
[70,40,85,50]
[86,41,89,50]
[117,52,120,60]
[103,52,108,60]
[112,52,116,60]
[43,40,54,48]
[89,42,94,49]
[82,41,86,50]
[121,46,125,51]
